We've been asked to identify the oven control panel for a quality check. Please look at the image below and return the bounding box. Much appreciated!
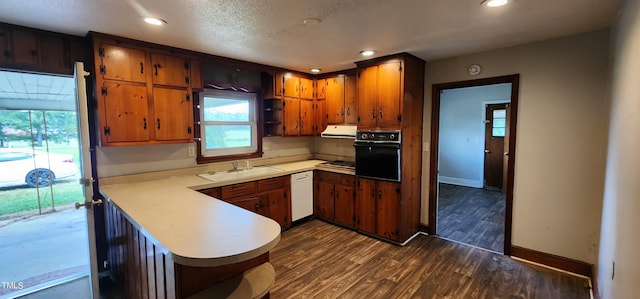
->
[355,130,401,143]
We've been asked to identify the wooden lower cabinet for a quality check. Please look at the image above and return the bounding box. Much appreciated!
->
[199,176,291,230]
[356,177,402,241]
[105,200,270,299]
[314,171,356,228]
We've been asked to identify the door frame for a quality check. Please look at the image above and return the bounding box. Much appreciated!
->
[428,74,519,255]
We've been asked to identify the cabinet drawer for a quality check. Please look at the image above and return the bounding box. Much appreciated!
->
[221,182,257,199]
[257,176,288,192]
[315,171,354,186]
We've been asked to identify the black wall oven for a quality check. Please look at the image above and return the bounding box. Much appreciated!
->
[354,130,401,182]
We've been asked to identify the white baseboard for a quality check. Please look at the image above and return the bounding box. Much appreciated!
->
[438,176,483,188]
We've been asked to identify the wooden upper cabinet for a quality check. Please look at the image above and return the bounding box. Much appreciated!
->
[283,75,299,98]
[314,99,327,136]
[190,59,203,91]
[357,66,378,128]
[376,61,402,128]
[326,76,346,124]
[152,87,193,141]
[11,29,39,65]
[150,53,190,87]
[39,34,67,71]
[356,61,402,129]
[345,73,357,124]
[0,27,11,64]
[316,79,327,99]
[100,81,150,143]
[299,78,314,99]
[299,99,314,136]
[283,97,300,136]
[99,44,147,83]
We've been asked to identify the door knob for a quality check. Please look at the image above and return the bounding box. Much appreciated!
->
[75,199,103,210]
[504,152,509,156]
[484,149,490,153]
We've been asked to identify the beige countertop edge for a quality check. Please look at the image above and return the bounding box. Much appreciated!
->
[99,159,355,268]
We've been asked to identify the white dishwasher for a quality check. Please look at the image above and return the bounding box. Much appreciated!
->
[291,171,313,222]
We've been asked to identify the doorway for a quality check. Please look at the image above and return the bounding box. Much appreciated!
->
[0,66,98,298]
[428,74,519,255]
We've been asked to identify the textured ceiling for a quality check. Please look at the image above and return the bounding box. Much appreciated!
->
[0,0,622,74]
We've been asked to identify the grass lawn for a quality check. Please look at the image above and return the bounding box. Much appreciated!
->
[0,181,84,216]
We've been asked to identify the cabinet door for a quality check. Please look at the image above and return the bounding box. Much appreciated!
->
[344,73,358,124]
[283,75,299,98]
[299,99,314,136]
[376,61,402,128]
[100,44,147,83]
[357,66,378,128]
[101,82,150,143]
[356,178,376,234]
[0,27,11,64]
[264,189,290,229]
[314,180,334,219]
[316,79,327,99]
[39,34,67,71]
[299,78,314,99]
[190,59,203,91]
[227,196,263,214]
[11,29,39,65]
[326,76,345,124]
[151,53,189,87]
[376,180,401,241]
[153,87,193,141]
[314,99,327,136]
[283,97,300,136]
[334,184,356,228]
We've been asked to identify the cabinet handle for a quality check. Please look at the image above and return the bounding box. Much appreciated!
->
[154,64,158,76]
[254,203,259,211]
[140,62,144,74]
[371,108,376,119]
[157,118,161,129]
[30,49,38,56]
[143,118,147,130]
[341,107,344,117]
[379,109,383,119]
[378,190,382,200]
[336,189,339,199]
[295,120,299,129]
[370,188,375,198]
[346,107,350,116]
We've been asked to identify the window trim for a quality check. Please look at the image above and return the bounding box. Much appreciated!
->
[195,88,263,164]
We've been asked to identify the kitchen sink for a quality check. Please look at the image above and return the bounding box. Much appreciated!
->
[198,166,284,183]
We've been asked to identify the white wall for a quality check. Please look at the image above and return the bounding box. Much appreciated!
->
[597,0,640,297]
[439,84,511,187]
[423,30,610,264]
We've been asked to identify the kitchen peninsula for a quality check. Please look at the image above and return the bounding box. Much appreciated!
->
[100,160,324,298]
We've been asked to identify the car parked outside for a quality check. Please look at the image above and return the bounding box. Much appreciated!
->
[0,148,78,188]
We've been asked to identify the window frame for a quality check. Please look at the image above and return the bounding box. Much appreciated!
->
[195,88,263,164]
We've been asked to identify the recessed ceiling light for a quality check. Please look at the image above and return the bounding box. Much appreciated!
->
[144,17,167,26]
[310,68,321,73]
[481,0,509,7]
[303,18,321,25]
[360,50,376,57]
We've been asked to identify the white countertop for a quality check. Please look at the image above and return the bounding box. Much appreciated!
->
[100,159,341,267]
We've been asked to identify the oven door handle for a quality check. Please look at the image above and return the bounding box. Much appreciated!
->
[353,143,401,149]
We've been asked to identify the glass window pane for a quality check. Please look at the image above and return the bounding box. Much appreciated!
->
[204,125,252,149]
[203,97,249,122]
[493,109,506,119]
[493,119,506,128]
[492,128,505,137]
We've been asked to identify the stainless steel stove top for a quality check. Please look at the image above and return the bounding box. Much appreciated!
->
[317,160,355,170]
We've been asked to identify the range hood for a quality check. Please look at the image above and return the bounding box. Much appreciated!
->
[320,125,357,139]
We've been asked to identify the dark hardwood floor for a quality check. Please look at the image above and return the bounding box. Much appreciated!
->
[437,183,505,253]
[270,220,590,299]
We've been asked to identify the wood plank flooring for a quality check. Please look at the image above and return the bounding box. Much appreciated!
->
[270,220,590,299]
[437,183,505,253]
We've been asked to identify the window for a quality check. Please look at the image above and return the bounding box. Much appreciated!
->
[199,89,259,158]
[492,109,506,137]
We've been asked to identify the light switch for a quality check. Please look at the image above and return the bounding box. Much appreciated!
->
[188,146,195,157]
[423,142,429,152]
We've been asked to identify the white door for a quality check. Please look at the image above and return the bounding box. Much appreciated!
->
[0,63,98,298]
[74,61,100,299]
